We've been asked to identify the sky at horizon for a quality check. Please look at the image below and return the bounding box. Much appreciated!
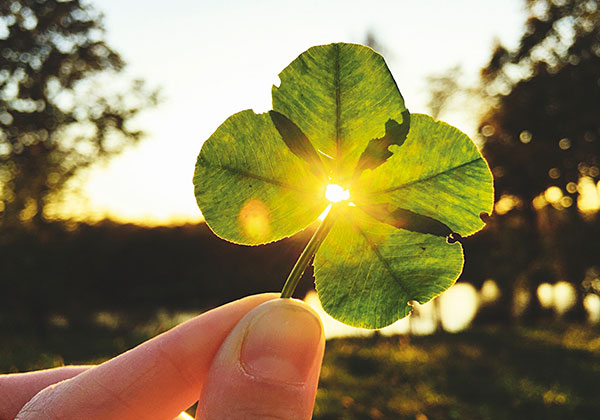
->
[58,0,527,225]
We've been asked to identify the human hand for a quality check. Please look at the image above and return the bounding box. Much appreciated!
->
[0,294,325,420]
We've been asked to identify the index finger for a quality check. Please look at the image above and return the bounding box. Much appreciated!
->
[16,293,278,420]
[0,366,91,419]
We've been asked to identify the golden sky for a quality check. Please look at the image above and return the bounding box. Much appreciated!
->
[57,0,526,226]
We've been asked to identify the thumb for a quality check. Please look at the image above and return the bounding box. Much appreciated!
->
[196,298,325,420]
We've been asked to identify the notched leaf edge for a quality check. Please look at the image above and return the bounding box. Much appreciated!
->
[353,109,410,177]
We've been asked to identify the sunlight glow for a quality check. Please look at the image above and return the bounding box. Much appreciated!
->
[46,0,526,225]
[584,294,600,323]
[439,283,479,332]
[303,283,481,338]
[480,279,501,304]
[537,283,554,308]
[495,194,520,215]
[544,186,563,203]
[553,281,576,315]
[325,184,350,203]
[578,176,600,213]
[317,203,332,221]
[304,290,375,339]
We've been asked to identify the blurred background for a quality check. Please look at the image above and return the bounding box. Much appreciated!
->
[1,0,599,418]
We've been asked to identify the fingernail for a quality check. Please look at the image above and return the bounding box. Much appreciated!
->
[240,300,323,384]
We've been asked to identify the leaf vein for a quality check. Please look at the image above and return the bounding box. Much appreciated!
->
[352,221,411,298]
[201,160,314,194]
[334,43,342,173]
[374,157,483,194]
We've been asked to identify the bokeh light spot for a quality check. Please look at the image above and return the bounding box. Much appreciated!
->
[558,137,571,150]
[480,279,501,304]
[481,124,495,137]
[553,281,576,315]
[537,283,554,308]
[544,186,563,203]
[519,130,532,143]
[584,294,600,323]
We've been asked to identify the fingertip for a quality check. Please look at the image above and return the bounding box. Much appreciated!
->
[240,299,324,384]
[197,298,325,420]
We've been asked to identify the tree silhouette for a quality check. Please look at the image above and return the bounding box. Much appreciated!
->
[0,0,157,230]
[478,0,600,319]
[425,65,463,120]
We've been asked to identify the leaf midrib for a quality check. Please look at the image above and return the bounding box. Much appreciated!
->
[353,220,412,298]
[334,43,342,174]
[372,156,483,194]
[201,159,316,194]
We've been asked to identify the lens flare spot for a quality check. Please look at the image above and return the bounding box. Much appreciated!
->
[325,184,350,203]
[238,199,271,241]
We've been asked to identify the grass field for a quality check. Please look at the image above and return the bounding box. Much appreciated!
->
[314,325,600,419]
[2,322,599,419]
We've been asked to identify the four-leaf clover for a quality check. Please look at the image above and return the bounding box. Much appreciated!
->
[194,43,494,328]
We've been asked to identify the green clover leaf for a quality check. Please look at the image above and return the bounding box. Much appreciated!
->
[193,43,494,329]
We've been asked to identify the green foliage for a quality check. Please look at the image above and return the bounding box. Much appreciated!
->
[315,326,600,420]
[194,43,493,328]
[0,0,157,229]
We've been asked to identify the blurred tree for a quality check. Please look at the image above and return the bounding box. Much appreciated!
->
[478,0,600,320]
[425,65,463,120]
[364,30,386,56]
[0,0,157,231]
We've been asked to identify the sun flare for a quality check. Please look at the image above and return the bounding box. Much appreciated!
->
[325,184,350,203]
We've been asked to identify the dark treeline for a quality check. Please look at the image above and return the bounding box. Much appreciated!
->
[473,0,600,321]
[0,221,315,332]
[2,213,589,333]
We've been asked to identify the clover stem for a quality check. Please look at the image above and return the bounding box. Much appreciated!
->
[280,205,338,298]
